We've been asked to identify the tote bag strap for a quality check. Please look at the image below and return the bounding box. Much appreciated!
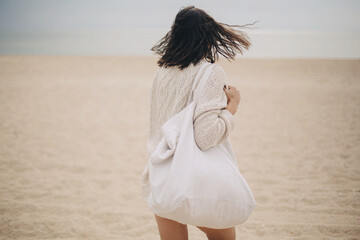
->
[191,62,211,93]
[191,63,215,106]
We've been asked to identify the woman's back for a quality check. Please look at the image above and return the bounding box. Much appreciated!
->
[146,59,203,153]
[142,59,236,202]
[147,59,234,155]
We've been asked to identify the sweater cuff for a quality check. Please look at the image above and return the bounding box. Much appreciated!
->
[220,109,235,131]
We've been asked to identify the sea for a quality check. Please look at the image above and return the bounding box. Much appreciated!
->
[0,28,359,59]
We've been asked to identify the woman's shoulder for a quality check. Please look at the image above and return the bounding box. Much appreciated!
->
[210,63,225,76]
[193,59,225,77]
[205,63,226,86]
[154,60,225,80]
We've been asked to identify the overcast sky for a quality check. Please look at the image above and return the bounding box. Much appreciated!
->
[0,0,359,32]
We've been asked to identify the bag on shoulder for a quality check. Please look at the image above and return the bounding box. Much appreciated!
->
[145,61,256,229]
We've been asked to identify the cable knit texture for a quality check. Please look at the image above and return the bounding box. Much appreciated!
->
[141,58,235,198]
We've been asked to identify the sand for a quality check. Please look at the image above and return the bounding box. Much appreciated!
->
[0,56,359,240]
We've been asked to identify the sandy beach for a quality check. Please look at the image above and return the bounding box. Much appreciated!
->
[0,55,359,239]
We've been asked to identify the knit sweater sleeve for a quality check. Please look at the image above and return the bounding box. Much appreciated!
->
[193,64,235,151]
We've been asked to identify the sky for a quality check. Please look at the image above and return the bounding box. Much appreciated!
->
[0,0,359,58]
[0,0,359,32]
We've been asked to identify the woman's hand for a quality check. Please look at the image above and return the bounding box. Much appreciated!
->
[223,85,240,115]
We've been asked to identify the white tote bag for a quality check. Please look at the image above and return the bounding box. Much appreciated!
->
[146,62,256,229]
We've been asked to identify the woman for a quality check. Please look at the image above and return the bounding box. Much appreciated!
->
[141,5,255,240]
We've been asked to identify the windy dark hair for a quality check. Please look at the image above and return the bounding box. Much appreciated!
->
[151,6,257,69]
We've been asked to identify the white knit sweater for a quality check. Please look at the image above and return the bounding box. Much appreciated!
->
[141,58,235,199]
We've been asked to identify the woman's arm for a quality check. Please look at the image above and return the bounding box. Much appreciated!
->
[193,64,235,151]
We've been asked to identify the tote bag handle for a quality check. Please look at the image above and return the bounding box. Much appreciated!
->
[190,62,215,106]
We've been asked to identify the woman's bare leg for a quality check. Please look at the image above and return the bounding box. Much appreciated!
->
[154,214,189,240]
[196,225,236,240]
